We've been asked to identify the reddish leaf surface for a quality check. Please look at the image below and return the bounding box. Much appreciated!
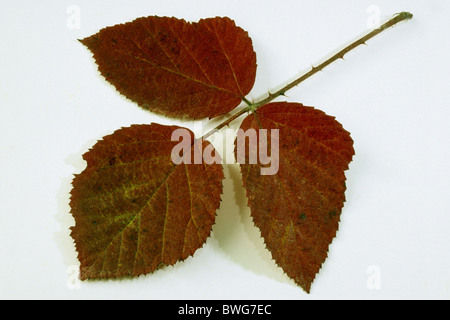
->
[236,102,354,293]
[70,124,223,279]
[80,16,257,119]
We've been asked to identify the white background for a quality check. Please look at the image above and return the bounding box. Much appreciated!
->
[1,0,450,300]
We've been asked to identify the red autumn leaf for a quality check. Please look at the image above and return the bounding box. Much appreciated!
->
[80,16,257,119]
[70,123,223,279]
[236,102,354,293]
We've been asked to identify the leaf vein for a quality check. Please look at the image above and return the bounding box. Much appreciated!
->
[82,163,178,277]
[207,21,244,96]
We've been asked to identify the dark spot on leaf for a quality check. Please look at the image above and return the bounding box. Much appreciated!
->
[158,33,167,42]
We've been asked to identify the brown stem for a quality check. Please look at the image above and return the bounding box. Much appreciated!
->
[201,106,252,140]
[252,12,413,109]
[201,12,413,140]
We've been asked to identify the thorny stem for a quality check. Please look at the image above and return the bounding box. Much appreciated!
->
[202,106,252,140]
[201,12,413,140]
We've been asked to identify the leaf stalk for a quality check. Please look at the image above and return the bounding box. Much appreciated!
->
[201,12,413,140]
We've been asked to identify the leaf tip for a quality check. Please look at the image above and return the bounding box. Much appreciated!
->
[77,37,88,46]
[78,35,99,51]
